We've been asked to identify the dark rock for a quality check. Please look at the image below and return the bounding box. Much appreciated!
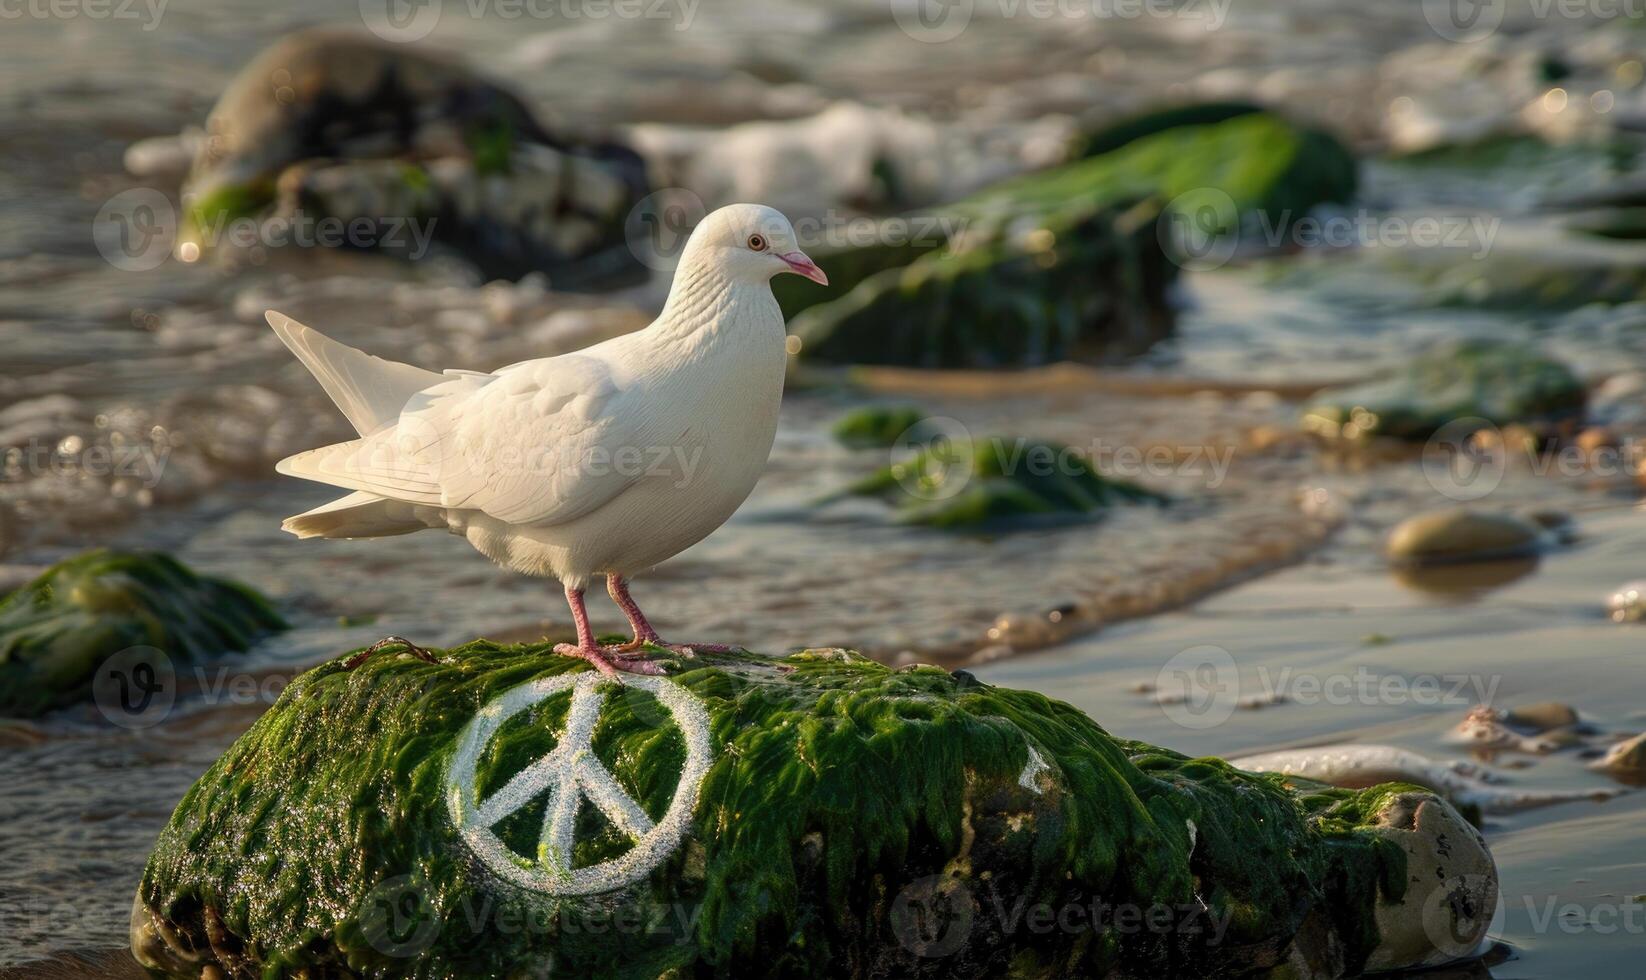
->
[841,436,1166,528]
[0,549,285,719]
[831,404,929,449]
[777,112,1358,369]
[180,29,650,285]
[1302,339,1584,442]
[131,643,1492,978]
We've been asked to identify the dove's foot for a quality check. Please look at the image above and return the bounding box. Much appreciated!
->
[606,574,742,660]
[344,635,439,670]
[617,635,739,658]
[553,642,667,677]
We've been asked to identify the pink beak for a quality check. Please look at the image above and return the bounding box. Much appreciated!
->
[778,250,829,286]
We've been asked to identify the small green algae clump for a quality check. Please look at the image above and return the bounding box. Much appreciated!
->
[831,404,930,448]
[0,549,286,718]
[1301,339,1585,442]
[775,111,1357,369]
[129,642,1483,979]
[844,437,1166,528]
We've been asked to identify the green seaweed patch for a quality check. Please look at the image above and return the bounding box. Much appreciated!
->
[843,437,1167,528]
[1071,101,1267,159]
[1301,339,1584,442]
[831,404,930,448]
[785,113,1356,368]
[467,118,516,176]
[183,180,277,243]
[135,641,1411,979]
[0,549,286,718]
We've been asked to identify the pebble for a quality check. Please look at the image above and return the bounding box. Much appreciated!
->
[1386,509,1543,565]
[1590,732,1646,775]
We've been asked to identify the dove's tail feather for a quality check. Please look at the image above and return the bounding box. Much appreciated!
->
[281,490,429,539]
[266,310,443,436]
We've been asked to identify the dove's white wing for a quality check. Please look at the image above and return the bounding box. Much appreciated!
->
[278,352,651,527]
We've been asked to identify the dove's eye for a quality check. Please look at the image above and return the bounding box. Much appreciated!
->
[747,234,767,252]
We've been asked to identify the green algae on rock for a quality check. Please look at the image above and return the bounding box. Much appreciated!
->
[1301,339,1585,442]
[0,549,285,718]
[831,404,930,449]
[843,437,1166,528]
[131,642,1493,979]
[177,29,649,285]
[779,112,1357,369]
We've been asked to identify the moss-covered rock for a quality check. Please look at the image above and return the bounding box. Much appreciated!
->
[1301,339,1585,442]
[779,112,1357,369]
[131,642,1492,979]
[831,404,930,449]
[0,550,286,719]
[179,29,649,285]
[1070,101,1267,160]
[842,437,1165,528]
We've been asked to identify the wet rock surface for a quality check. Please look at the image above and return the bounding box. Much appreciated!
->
[178,29,650,284]
[0,549,285,719]
[776,112,1357,369]
[838,437,1167,529]
[130,642,1491,979]
[1302,339,1585,443]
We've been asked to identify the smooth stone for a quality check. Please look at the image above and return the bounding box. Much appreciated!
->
[1386,509,1543,566]
[1591,732,1646,776]
[1505,701,1581,733]
[1362,793,1498,972]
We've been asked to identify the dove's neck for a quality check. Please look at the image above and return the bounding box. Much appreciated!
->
[652,262,783,350]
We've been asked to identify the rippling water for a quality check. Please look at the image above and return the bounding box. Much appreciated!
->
[5,1,1646,975]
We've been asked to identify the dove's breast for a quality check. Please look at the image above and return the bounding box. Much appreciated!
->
[462,292,788,587]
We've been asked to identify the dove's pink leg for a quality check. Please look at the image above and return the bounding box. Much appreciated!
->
[554,585,664,676]
[607,574,739,656]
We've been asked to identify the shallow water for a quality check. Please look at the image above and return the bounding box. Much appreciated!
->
[6,0,1646,975]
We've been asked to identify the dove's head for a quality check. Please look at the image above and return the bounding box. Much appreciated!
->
[681,204,828,287]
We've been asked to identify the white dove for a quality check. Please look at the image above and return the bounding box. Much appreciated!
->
[268,203,827,675]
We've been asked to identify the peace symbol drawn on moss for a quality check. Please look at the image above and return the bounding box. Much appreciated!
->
[445,671,713,896]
